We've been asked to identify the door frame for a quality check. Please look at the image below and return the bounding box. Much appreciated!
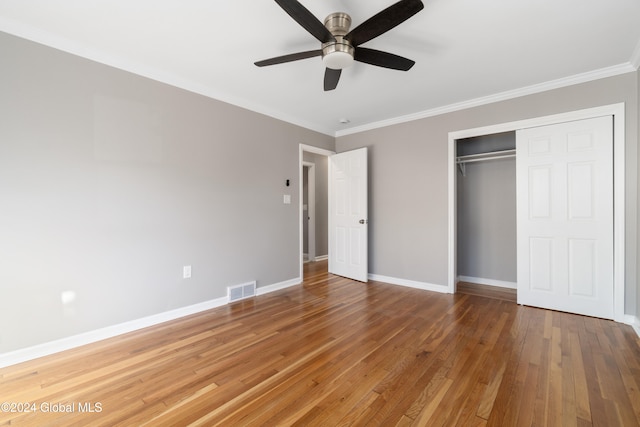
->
[447,103,625,322]
[299,144,335,280]
[303,161,316,262]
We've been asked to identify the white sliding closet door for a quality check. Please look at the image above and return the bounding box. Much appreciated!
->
[516,116,614,319]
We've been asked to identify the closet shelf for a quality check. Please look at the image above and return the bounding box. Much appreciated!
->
[456,149,516,176]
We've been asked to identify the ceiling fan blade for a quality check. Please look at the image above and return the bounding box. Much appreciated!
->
[354,47,415,71]
[274,0,336,43]
[346,0,424,47]
[255,49,322,67]
[324,68,342,91]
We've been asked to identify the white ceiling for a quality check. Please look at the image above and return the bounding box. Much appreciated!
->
[1,0,639,136]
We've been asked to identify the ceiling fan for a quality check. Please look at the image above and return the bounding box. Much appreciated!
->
[255,0,425,91]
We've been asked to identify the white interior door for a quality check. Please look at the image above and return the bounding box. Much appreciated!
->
[329,148,368,282]
[516,116,614,319]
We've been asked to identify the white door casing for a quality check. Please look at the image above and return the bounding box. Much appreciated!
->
[329,148,368,282]
[516,116,614,319]
[448,103,625,323]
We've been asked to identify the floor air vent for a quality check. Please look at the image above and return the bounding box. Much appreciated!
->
[227,281,256,303]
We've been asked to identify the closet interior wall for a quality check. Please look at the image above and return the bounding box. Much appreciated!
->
[456,132,517,287]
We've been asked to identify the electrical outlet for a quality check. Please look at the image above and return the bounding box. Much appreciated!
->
[183,265,192,279]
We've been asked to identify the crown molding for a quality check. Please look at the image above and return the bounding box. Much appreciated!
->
[335,62,637,137]
[0,21,336,137]
[2,16,637,140]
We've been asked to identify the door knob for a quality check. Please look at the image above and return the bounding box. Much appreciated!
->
[359,219,368,224]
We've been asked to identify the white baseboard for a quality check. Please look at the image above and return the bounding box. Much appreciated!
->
[368,274,449,294]
[457,275,517,289]
[0,296,227,369]
[314,255,328,262]
[256,277,301,296]
[624,315,640,338]
[5,273,633,369]
[0,277,301,369]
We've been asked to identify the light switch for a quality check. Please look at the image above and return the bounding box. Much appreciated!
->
[284,194,291,204]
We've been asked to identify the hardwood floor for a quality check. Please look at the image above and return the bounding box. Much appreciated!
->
[456,281,517,303]
[1,260,639,426]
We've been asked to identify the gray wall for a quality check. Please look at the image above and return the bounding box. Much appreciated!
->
[456,134,516,282]
[336,72,638,317]
[0,32,334,353]
[303,151,329,258]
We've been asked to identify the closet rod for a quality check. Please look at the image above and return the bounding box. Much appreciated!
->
[457,153,516,164]
[456,149,516,176]
[456,149,516,165]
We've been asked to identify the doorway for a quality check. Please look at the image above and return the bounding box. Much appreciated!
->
[448,103,625,322]
[303,163,314,262]
[456,132,517,291]
[299,145,333,279]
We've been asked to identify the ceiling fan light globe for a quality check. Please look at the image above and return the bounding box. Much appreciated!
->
[322,51,354,70]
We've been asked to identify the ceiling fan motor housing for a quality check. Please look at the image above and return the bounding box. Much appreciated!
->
[322,12,354,69]
[324,12,351,35]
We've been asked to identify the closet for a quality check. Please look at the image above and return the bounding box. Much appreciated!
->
[456,131,517,289]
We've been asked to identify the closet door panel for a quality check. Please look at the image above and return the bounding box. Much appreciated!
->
[516,115,613,319]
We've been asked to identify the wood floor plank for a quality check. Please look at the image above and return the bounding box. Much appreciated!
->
[456,282,517,302]
[569,331,592,422]
[1,260,639,426]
